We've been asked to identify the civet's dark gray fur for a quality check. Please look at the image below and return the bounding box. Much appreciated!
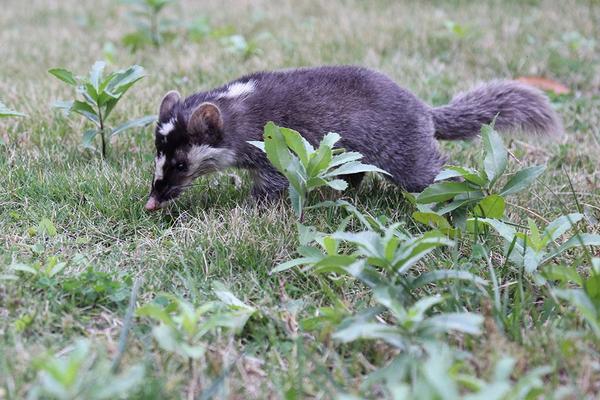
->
[146,65,562,209]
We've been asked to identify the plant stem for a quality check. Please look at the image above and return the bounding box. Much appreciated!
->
[150,11,160,47]
[98,106,106,159]
[187,358,198,400]
[111,277,142,373]
[100,129,106,159]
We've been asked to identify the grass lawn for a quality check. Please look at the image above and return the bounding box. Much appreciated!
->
[1,0,599,398]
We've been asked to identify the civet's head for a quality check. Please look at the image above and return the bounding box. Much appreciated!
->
[145,91,235,211]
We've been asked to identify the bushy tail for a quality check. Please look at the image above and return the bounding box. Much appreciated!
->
[432,80,563,140]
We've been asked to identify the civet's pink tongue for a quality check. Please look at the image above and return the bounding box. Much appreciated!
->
[145,197,160,211]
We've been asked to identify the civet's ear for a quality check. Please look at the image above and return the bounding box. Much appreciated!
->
[159,90,181,121]
[188,102,224,143]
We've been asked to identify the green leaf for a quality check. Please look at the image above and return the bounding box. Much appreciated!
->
[0,101,26,118]
[94,365,145,398]
[552,233,600,256]
[321,132,341,148]
[136,304,175,327]
[474,218,526,259]
[263,122,292,173]
[426,312,483,335]
[371,286,406,319]
[307,142,333,177]
[322,236,338,255]
[89,61,106,91]
[82,129,98,150]
[323,161,390,178]
[212,281,255,312]
[342,260,388,289]
[541,264,583,286]
[436,196,483,215]
[333,320,405,348]
[329,152,363,169]
[111,115,157,136]
[48,261,67,277]
[412,212,452,230]
[553,289,600,336]
[475,218,518,244]
[473,195,505,219]
[416,181,481,204]
[83,82,99,103]
[333,230,382,258]
[383,229,401,262]
[527,218,543,250]
[524,249,544,274]
[409,295,444,321]
[326,179,348,191]
[39,218,57,237]
[122,31,153,51]
[314,255,357,273]
[392,231,454,274]
[270,256,317,274]
[10,263,38,275]
[306,176,328,189]
[288,186,304,218]
[544,213,583,241]
[435,166,487,187]
[584,273,600,308]
[481,124,507,184]
[71,100,100,125]
[97,86,119,108]
[280,127,310,167]
[103,97,120,120]
[411,270,488,288]
[48,68,77,85]
[500,165,546,196]
[53,100,74,112]
[152,324,204,358]
[105,65,146,96]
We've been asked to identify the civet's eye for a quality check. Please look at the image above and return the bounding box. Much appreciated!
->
[176,162,186,171]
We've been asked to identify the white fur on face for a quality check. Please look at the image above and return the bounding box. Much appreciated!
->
[154,154,166,183]
[187,145,236,176]
[158,118,176,136]
[218,80,256,99]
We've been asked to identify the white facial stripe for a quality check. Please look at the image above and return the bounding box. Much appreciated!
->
[218,80,256,99]
[158,118,176,136]
[154,154,166,183]
[187,145,236,175]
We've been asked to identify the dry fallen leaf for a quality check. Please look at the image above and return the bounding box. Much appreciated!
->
[516,76,570,95]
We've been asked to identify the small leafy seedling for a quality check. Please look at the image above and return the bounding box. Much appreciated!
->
[414,123,546,231]
[29,339,144,400]
[249,122,389,219]
[273,202,486,351]
[552,258,600,336]
[273,203,484,289]
[476,213,600,274]
[366,344,551,399]
[137,282,256,359]
[49,61,156,158]
[443,20,471,40]
[121,0,178,51]
[9,256,67,289]
[333,292,483,351]
[62,267,132,308]
[221,34,261,59]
